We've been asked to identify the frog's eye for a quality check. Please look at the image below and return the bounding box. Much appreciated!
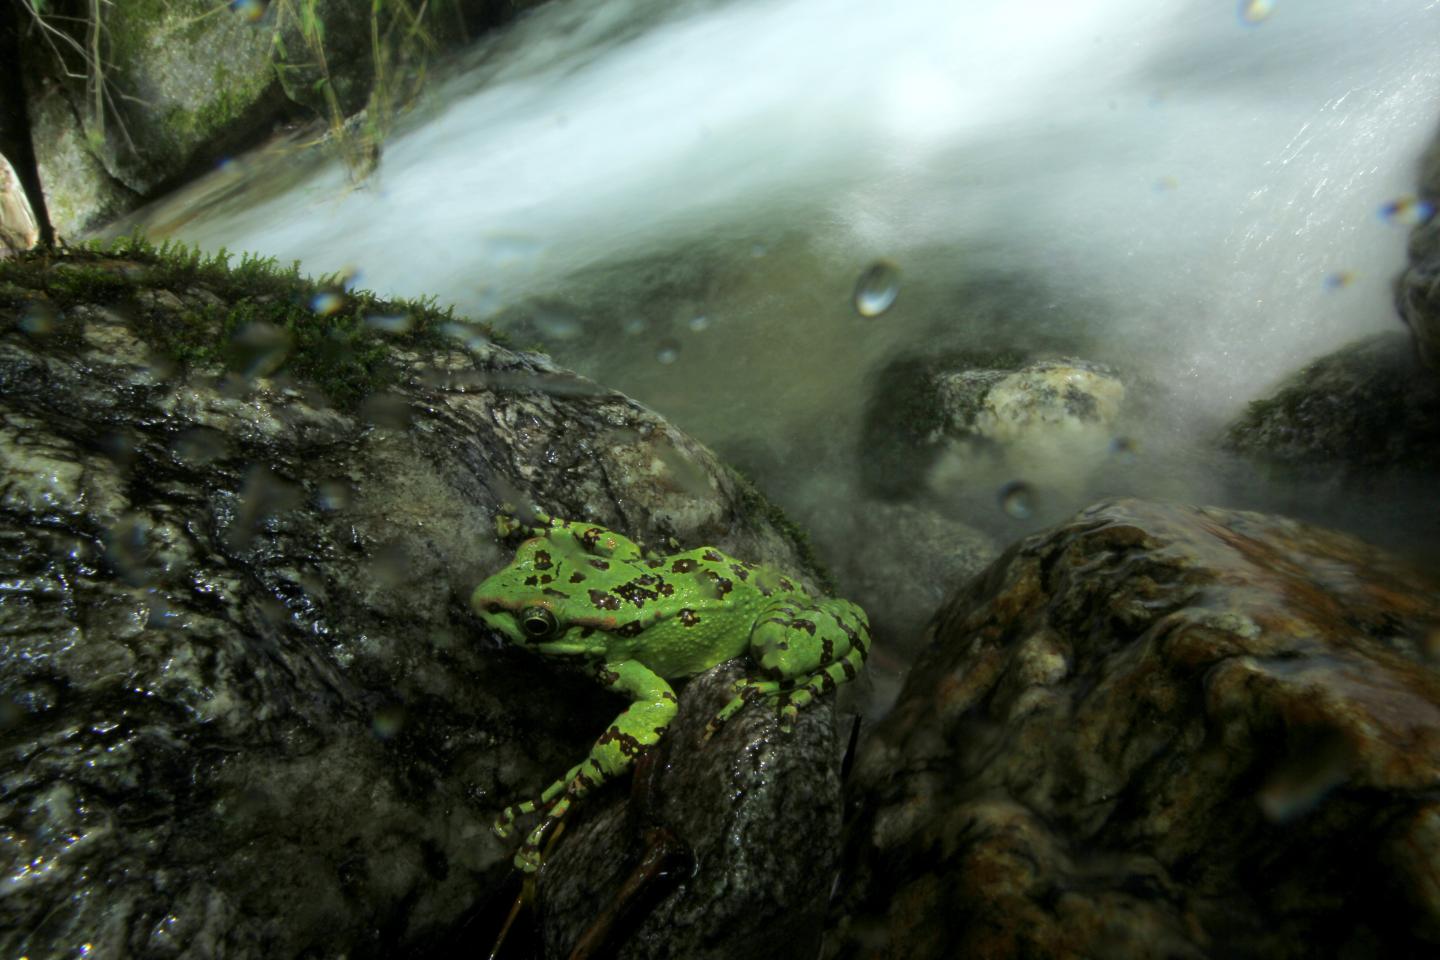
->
[519,607,558,640]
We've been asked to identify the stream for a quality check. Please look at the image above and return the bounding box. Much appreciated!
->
[121,0,1440,659]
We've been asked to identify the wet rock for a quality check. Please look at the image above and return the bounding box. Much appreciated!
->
[1224,332,1440,471]
[859,352,1131,503]
[0,151,38,255]
[832,498,1440,960]
[0,247,837,959]
[806,498,997,672]
[1396,125,1440,375]
[536,661,843,960]
[18,1,551,235]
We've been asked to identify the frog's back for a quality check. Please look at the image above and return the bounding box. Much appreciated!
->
[616,544,808,679]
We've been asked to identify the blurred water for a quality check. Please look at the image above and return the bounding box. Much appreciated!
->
[146,0,1440,578]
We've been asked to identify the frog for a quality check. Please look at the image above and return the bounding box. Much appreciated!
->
[471,509,871,873]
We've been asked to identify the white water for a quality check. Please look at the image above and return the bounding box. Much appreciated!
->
[171,0,1440,420]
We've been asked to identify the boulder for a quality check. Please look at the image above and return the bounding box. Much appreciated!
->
[0,243,844,958]
[833,498,1440,959]
[859,350,1134,509]
[1224,331,1440,471]
[1395,125,1440,374]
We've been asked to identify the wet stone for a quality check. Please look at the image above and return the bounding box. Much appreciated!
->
[0,249,829,960]
[830,498,1440,959]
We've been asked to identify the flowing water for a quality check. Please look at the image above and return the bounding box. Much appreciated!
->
[126,0,1440,672]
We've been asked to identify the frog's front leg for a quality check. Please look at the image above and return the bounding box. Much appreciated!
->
[705,597,871,738]
[495,659,678,873]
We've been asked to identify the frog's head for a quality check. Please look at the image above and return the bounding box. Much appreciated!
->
[469,537,631,653]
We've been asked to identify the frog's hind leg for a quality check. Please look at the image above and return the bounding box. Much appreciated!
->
[704,597,871,738]
[497,659,677,873]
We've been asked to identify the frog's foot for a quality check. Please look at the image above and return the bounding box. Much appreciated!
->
[514,795,574,873]
[494,504,558,541]
[703,678,784,740]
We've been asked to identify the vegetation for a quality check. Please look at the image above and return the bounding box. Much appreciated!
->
[0,233,503,407]
[18,0,458,182]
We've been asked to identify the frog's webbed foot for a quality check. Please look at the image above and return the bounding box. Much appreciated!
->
[705,597,872,739]
[494,503,558,542]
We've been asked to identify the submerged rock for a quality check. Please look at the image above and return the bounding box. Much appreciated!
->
[833,498,1440,959]
[0,246,840,958]
[1224,331,1440,471]
[859,351,1132,503]
[1396,125,1440,375]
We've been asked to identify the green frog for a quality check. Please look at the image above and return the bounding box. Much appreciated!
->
[471,510,871,873]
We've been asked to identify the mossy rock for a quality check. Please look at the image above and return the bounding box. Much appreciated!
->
[1223,332,1440,471]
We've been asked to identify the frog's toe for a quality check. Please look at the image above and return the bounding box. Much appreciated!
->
[779,701,799,732]
[514,846,542,873]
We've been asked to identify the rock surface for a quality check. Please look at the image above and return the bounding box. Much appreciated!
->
[17,1,549,235]
[859,352,1132,503]
[832,498,1440,959]
[0,246,841,959]
[1396,125,1440,374]
[1223,332,1440,471]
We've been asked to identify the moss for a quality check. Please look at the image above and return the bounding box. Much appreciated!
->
[0,235,504,409]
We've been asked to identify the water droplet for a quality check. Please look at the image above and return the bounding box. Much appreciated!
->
[372,704,406,739]
[229,0,267,23]
[853,260,902,318]
[311,291,345,316]
[530,304,583,340]
[105,514,159,586]
[688,314,711,332]
[656,339,681,364]
[439,321,492,353]
[359,392,412,430]
[365,313,412,334]
[1238,0,1276,25]
[1379,195,1435,227]
[170,428,230,467]
[1323,271,1357,291]
[316,479,353,511]
[998,481,1035,519]
[1257,730,1353,822]
[19,301,57,336]
[1110,436,1138,463]
[229,321,291,379]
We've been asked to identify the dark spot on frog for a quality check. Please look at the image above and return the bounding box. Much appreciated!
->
[597,725,645,756]
[671,558,698,573]
[702,549,723,563]
[841,660,858,681]
[589,558,611,570]
[646,558,664,569]
[486,601,505,614]
[534,550,553,570]
[580,527,603,549]
[615,622,646,638]
[543,588,567,599]
[730,563,749,581]
[779,577,795,592]
[524,575,538,586]
[792,618,817,636]
[658,582,675,597]
[678,608,700,627]
[589,590,622,611]
[821,637,834,663]
[569,571,586,583]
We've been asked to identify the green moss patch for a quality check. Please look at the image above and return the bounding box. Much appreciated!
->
[0,234,502,408]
